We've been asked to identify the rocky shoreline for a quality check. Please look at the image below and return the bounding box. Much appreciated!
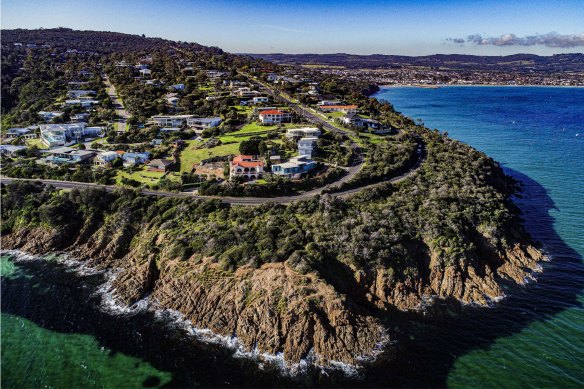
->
[1,220,545,365]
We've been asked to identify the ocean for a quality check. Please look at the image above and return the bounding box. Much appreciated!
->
[2,86,583,387]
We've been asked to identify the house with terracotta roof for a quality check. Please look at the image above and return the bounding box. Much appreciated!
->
[230,155,264,180]
[258,109,291,124]
[319,105,358,114]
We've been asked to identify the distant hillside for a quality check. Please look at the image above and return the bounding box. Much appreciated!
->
[248,52,584,72]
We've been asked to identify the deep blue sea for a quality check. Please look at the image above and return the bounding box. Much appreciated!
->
[1,86,583,388]
[372,86,584,387]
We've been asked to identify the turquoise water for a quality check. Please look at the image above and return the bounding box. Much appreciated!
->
[374,86,584,387]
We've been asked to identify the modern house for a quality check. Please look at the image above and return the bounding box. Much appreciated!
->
[39,147,96,166]
[258,109,291,124]
[94,151,120,167]
[151,115,194,127]
[39,123,104,148]
[298,137,319,158]
[271,156,317,179]
[285,127,321,139]
[186,117,222,130]
[235,87,260,98]
[317,100,342,106]
[253,96,269,104]
[147,158,174,172]
[122,152,151,167]
[64,99,98,107]
[67,90,96,98]
[340,113,381,130]
[38,111,64,121]
[0,145,27,156]
[319,105,358,114]
[230,155,264,180]
[139,68,152,77]
[6,128,36,139]
[71,113,90,122]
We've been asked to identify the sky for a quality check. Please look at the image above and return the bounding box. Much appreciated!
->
[2,0,584,56]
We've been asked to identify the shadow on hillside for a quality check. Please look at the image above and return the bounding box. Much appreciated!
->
[356,167,584,387]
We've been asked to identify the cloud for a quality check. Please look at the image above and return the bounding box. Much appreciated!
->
[448,32,584,48]
[261,24,306,33]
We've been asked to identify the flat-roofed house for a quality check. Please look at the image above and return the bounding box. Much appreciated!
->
[271,156,316,179]
[285,127,321,139]
[298,137,319,158]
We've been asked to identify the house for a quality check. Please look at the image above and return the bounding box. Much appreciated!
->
[6,128,33,138]
[67,90,96,98]
[39,147,96,165]
[151,115,194,127]
[230,155,264,180]
[65,99,98,107]
[139,68,152,77]
[271,155,317,179]
[269,155,282,164]
[319,105,358,114]
[266,73,278,82]
[122,152,151,167]
[340,113,380,130]
[166,95,180,108]
[253,96,269,104]
[170,84,185,91]
[39,123,104,148]
[186,117,222,130]
[94,151,120,167]
[71,113,90,122]
[0,145,27,156]
[285,127,321,139]
[147,158,174,172]
[317,100,342,106]
[298,137,319,158]
[235,87,260,98]
[258,109,291,124]
[151,138,164,146]
[38,111,64,121]
[194,161,226,179]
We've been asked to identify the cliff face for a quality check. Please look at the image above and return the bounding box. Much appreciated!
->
[1,219,544,365]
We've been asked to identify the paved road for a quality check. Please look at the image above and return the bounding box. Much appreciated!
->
[0,145,425,206]
[103,75,129,133]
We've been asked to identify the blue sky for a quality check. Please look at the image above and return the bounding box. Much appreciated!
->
[2,0,584,55]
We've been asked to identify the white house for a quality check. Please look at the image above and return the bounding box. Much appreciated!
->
[258,109,291,124]
[65,99,98,107]
[139,68,152,77]
[298,137,319,158]
[186,117,222,130]
[38,111,64,121]
[94,151,120,167]
[285,127,321,139]
[39,123,104,148]
[67,90,96,98]
[317,100,342,106]
[230,155,264,180]
[266,73,278,82]
[151,115,194,127]
[253,96,269,104]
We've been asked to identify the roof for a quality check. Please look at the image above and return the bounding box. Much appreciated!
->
[233,155,255,162]
[259,109,286,115]
[320,105,358,109]
[232,161,264,168]
[0,145,27,152]
[149,159,173,166]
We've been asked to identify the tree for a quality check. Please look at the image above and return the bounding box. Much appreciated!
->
[239,136,264,155]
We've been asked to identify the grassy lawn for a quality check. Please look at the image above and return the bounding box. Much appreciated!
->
[357,132,386,144]
[115,166,181,187]
[25,138,48,149]
[178,141,241,172]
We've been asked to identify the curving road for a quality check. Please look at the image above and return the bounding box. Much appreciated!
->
[103,75,129,133]
[0,143,425,206]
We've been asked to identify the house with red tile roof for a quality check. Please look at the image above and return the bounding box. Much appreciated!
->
[318,105,358,114]
[230,155,265,180]
[258,109,291,124]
